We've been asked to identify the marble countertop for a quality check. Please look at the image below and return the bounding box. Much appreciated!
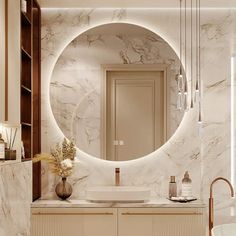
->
[31,198,206,208]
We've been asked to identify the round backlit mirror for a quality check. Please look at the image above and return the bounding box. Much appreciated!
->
[50,23,184,161]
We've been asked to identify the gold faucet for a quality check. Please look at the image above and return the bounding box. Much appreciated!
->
[209,177,234,236]
[115,168,120,186]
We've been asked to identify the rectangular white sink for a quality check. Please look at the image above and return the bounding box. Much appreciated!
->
[212,224,236,236]
[86,186,150,202]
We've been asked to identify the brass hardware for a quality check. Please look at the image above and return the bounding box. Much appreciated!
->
[32,212,114,216]
[122,212,202,216]
[115,168,120,186]
[209,177,234,236]
[5,0,8,121]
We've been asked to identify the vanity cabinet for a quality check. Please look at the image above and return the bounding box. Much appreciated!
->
[118,208,206,236]
[31,208,117,236]
[31,207,206,236]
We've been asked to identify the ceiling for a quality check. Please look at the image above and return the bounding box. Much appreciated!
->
[38,0,236,9]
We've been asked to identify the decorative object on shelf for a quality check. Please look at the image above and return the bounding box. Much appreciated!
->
[21,141,25,159]
[4,126,18,160]
[21,0,27,13]
[0,133,5,160]
[34,138,76,200]
[55,177,73,200]
[5,149,16,160]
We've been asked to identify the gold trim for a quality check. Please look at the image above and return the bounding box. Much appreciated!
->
[32,212,114,216]
[121,212,203,216]
[5,0,8,121]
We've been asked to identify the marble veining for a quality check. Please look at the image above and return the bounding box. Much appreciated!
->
[41,8,236,225]
[50,23,183,158]
[0,161,32,236]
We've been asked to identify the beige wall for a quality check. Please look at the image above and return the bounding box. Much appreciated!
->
[7,0,20,124]
[0,0,6,122]
[0,0,21,161]
[0,0,20,124]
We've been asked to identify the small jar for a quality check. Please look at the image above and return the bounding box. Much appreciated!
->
[169,176,177,198]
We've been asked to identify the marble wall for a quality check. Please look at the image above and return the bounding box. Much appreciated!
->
[41,8,236,225]
[0,161,32,236]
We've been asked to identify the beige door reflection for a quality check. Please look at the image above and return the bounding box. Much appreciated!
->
[106,71,166,161]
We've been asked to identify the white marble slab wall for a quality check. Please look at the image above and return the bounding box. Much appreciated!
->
[41,9,236,224]
[0,161,32,236]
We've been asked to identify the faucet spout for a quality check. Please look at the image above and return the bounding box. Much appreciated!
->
[209,177,235,236]
[115,168,120,186]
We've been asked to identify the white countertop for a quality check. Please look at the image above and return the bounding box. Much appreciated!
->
[31,198,206,208]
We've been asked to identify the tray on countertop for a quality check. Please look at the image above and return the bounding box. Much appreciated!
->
[168,196,197,203]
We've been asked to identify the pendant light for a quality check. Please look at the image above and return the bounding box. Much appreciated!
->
[195,0,199,103]
[183,0,188,111]
[197,0,202,123]
[176,0,201,115]
[190,0,194,109]
[176,0,184,110]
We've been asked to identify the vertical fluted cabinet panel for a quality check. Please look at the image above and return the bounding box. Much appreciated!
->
[31,208,117,236]
[31,207,206,236]
[118,208,206,236]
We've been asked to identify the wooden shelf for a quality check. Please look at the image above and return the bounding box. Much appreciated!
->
[21,11,31,26]
[20,0,41,201]
[22,158,32,162]
[21,47,32,60]
[0,160,21,166]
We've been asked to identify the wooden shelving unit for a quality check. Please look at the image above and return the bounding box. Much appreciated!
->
[20,0,41,201]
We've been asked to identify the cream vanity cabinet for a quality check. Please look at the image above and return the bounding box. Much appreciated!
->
[31,207,206,236]
[118,208,206,236]
[31,208,117,236]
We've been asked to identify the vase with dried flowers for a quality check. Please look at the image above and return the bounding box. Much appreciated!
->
[34,138,76,200]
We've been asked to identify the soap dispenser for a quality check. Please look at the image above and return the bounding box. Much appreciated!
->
[181,171,192,197]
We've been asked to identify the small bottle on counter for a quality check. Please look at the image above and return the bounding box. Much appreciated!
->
[181,171,192,197]
[169,176,177,198]
[0,133,5,160]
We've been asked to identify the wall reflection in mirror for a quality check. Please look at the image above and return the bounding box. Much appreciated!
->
[50,23,184,161]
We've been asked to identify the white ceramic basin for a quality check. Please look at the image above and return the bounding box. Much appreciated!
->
[86,186,150,202]
[212,223,236,236]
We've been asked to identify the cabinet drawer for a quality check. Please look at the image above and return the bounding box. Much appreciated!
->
[31,208,117,236]
[118,208,206,236]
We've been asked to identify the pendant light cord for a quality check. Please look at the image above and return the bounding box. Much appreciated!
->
[196,0,199,92]
[190,0,193,108]
[198,0,202,122]
[184,0,187,77]
[180,0,182,75]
